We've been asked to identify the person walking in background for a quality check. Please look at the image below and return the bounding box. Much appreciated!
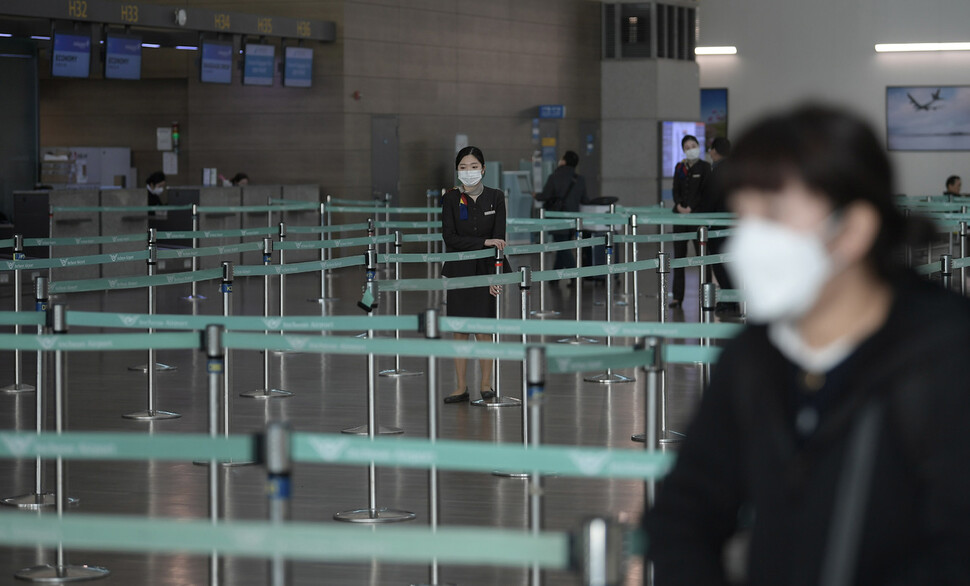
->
[670,135,712,308]
[944,174,962,197]
[534,150,590,273]
[705,137,739,315]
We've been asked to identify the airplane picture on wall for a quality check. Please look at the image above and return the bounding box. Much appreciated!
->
[887,86,970,151]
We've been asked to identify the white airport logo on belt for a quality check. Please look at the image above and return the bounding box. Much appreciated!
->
[307,437,349,462]
[1,435,35,457]
[120,315,142,327]
[568,450,611,476]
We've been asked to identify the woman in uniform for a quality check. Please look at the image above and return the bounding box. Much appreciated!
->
[440,146,509,403]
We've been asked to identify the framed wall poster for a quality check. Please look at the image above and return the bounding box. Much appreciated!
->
[887,86,970,151]
[700,88,728,146]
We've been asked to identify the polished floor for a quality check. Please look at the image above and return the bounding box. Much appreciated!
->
[0,250,726,586]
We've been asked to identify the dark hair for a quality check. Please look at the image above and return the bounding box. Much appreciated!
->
[231,173,249,185]
[562,151,579,168]
[946,175,961,188]
[711,137,732,157]
[455,146,485,169]
[720,104,929,279]
[146,171,166,186]
[681,135,699,149]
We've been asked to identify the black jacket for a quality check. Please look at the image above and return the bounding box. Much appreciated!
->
[536,165,589,212]
[672,159,712,212]
[646,274,970,585]
[440,186,509,278]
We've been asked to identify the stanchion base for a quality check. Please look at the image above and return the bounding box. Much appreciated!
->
[181,294,206,301]
[0,383,35,394]
[556,336,599,345]
[122,409,181,421]
[583,373,635,384]
[15,564,110,582]
[378,369,423,378]
[239,388,293,399]
[1,492,77,509]
[471,396,522,408]
[191,459,256,467]
[127,363,177,373]
[633,431,685,444]
[492,470,529,478]
[341,424,404,435]
[333,507,416,523]
[530,310,560,318]
[411,582,457,586]
[308,297,339,303]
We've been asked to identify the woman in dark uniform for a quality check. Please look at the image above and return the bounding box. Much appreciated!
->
[440,146,508,403]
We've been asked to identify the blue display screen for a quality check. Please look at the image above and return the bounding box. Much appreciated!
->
[283,46,313,88]
[51,33,91,78]
[243,44,275,86]
[200,42,233,84]
[105,35,141,80]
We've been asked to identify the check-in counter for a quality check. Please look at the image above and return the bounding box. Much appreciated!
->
[198,186,242,270]
[100,189,148,278]
[241,185,282,266]
[13,190,53,259]
[50,189,100,281]
[280,184,321,263]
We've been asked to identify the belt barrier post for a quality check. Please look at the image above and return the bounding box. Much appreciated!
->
[474,247,521,408]
[124,230,180,420]
[632,254,675,443]
[426,190,435,279]
[559,219,597,344]
[381,231,422,378]
[576,517,626,586]
[942,254,953,291]
[494,267,533,478]
[527,346,546,586]
[128,229,176,373]
[701,283,717,391]
[264,421,292,586]
[1,234,34,393]
[335,250,415,523]
[621,219,632,301]
[630,215,641,323]
[277,222,287,337]
[205,324,224,584]
[311,201,337,304]
[697,226,709,316]
[47,206,54,285]
[15,304,110,582]
[241,239,292,399]
[609,204,627,308]
[383,192,393,274]
[532,209,560,318]
[585,232,633,384]
[184,204,205,301]
[961,220,968,296]
[641,335,664,586]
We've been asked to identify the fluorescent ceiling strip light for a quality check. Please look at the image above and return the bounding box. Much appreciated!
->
[175,45,198,51]
[695,46,737,55]
[30,35,51,41]
[0,33,13,38]
[141,43,161,49]
[875,42,970,52]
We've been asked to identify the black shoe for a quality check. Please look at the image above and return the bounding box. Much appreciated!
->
[480,389,496,400]
[668,300,682,308]
[443,389,469,404]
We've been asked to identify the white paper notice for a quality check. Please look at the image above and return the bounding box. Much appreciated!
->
[156,127,173,151]
[162,152,178,175]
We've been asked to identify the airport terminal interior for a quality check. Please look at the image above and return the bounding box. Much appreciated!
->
[2,0,970,584]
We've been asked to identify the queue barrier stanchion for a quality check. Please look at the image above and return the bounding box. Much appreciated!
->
[1,234,35,393]
[335,250,415,524]
[700,283,717,392]
[640,335,663,586]
[961,220,968,297]
[241,238,292,400]
[528,345,546,586]
[380,231,422,378]
[342,248,404,436]
[559,219,597,344]
[474,247,521,408]
[633,254,678,444]
[204,324,224,584]
[621,214,632,302]
[576,517,626,586]
[15,303,110,582]
[532,209,560,318]
[585,232,633,384]
[697,226,709,317]
[124,230,180,421]
[494,266,533,478]
[310,200,337,304]
[383,192,393,275]
[630,215,641,323]
[609,204,627,308]
[183,204,206,302]
[2,277,77,509]
[128,229,177,374]
[942,254,953,291]
[262,421,292,586]
[277,222,287,338]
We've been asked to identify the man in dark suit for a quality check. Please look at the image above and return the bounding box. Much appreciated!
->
[534,151,590,271]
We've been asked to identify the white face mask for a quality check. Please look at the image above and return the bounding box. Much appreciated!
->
[724,217,835,324]
[457,169,483,187]
[684,147,701,161]
[148,185,165,196]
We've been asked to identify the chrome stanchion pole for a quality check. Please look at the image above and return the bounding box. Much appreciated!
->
[263,421,292,586]
[559,219,597,344]
[310,201,337,304]
[494,267,532,478]
[342,248,404,435]
[577,517,626,586]
[633,254,674,443]
[697,226,709,316]
[128,229,176,373]
[641,335,663,586]
[242,239,292,399]
[527,346,546,586]
[426,190,435,280]
[183,204,205,301]
[125,232,180,420]
[630,215,641,323]
[383,192,393,275]
[47,205,54,287]
[204,324,224,585]
[961,220,968,296]
[381,231,421,378]
[2,234,34,393]
[335,250,414,523]
[532,209,560,318]
[16,304,110,582]
[474,248,521,408]
[585,232,632,384]
[942,254,953,291]
[700,283,716,392]
[621,219,632,301]
[277,222,287,337]
[609,204,627,307]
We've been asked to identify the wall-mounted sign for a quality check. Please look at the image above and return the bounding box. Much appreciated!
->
[51,32,91,78]
[200,41,233,84]
[104,34,141,80]
[283,46,313,88]
[243,43,275,86]
[538,105,566,119]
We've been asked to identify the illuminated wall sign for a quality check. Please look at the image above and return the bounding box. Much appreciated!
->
[243,43,275,86]
[283,46,312,88]
[51,32,92,78]
[200,41,233,84]
[105,34,142,80]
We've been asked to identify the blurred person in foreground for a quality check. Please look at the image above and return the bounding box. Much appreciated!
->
[646,104,970,585]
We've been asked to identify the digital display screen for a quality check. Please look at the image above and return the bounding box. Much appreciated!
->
[51,33,91,78]
[200,41,233,84]
[660,121,706,178]
[105,35,141,80]
[243,44,275,86]
[283,46,312,88]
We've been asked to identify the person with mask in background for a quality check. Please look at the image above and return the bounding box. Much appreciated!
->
[704,137,739,315]
[534,150,590,275]
[646,105,970,585]
[670,134,712,308]
[440,146,511,404]
[145,171,167,230]
[230,173,250,186]
[944,174,962,198]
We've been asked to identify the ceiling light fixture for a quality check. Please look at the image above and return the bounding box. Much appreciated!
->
[695,46,737,55]
[875,42,970,52]
[174,45,198,51]
[141,43,161,49]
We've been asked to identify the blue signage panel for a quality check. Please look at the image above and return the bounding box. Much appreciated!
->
[51,33,91,78]
[105,35,142,81]
[538,105,566,119]
[200,42,233,84]
[243,44,275,86]
[283,46,313,88]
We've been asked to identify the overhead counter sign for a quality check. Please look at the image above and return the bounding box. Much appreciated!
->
[539,105,566,119]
